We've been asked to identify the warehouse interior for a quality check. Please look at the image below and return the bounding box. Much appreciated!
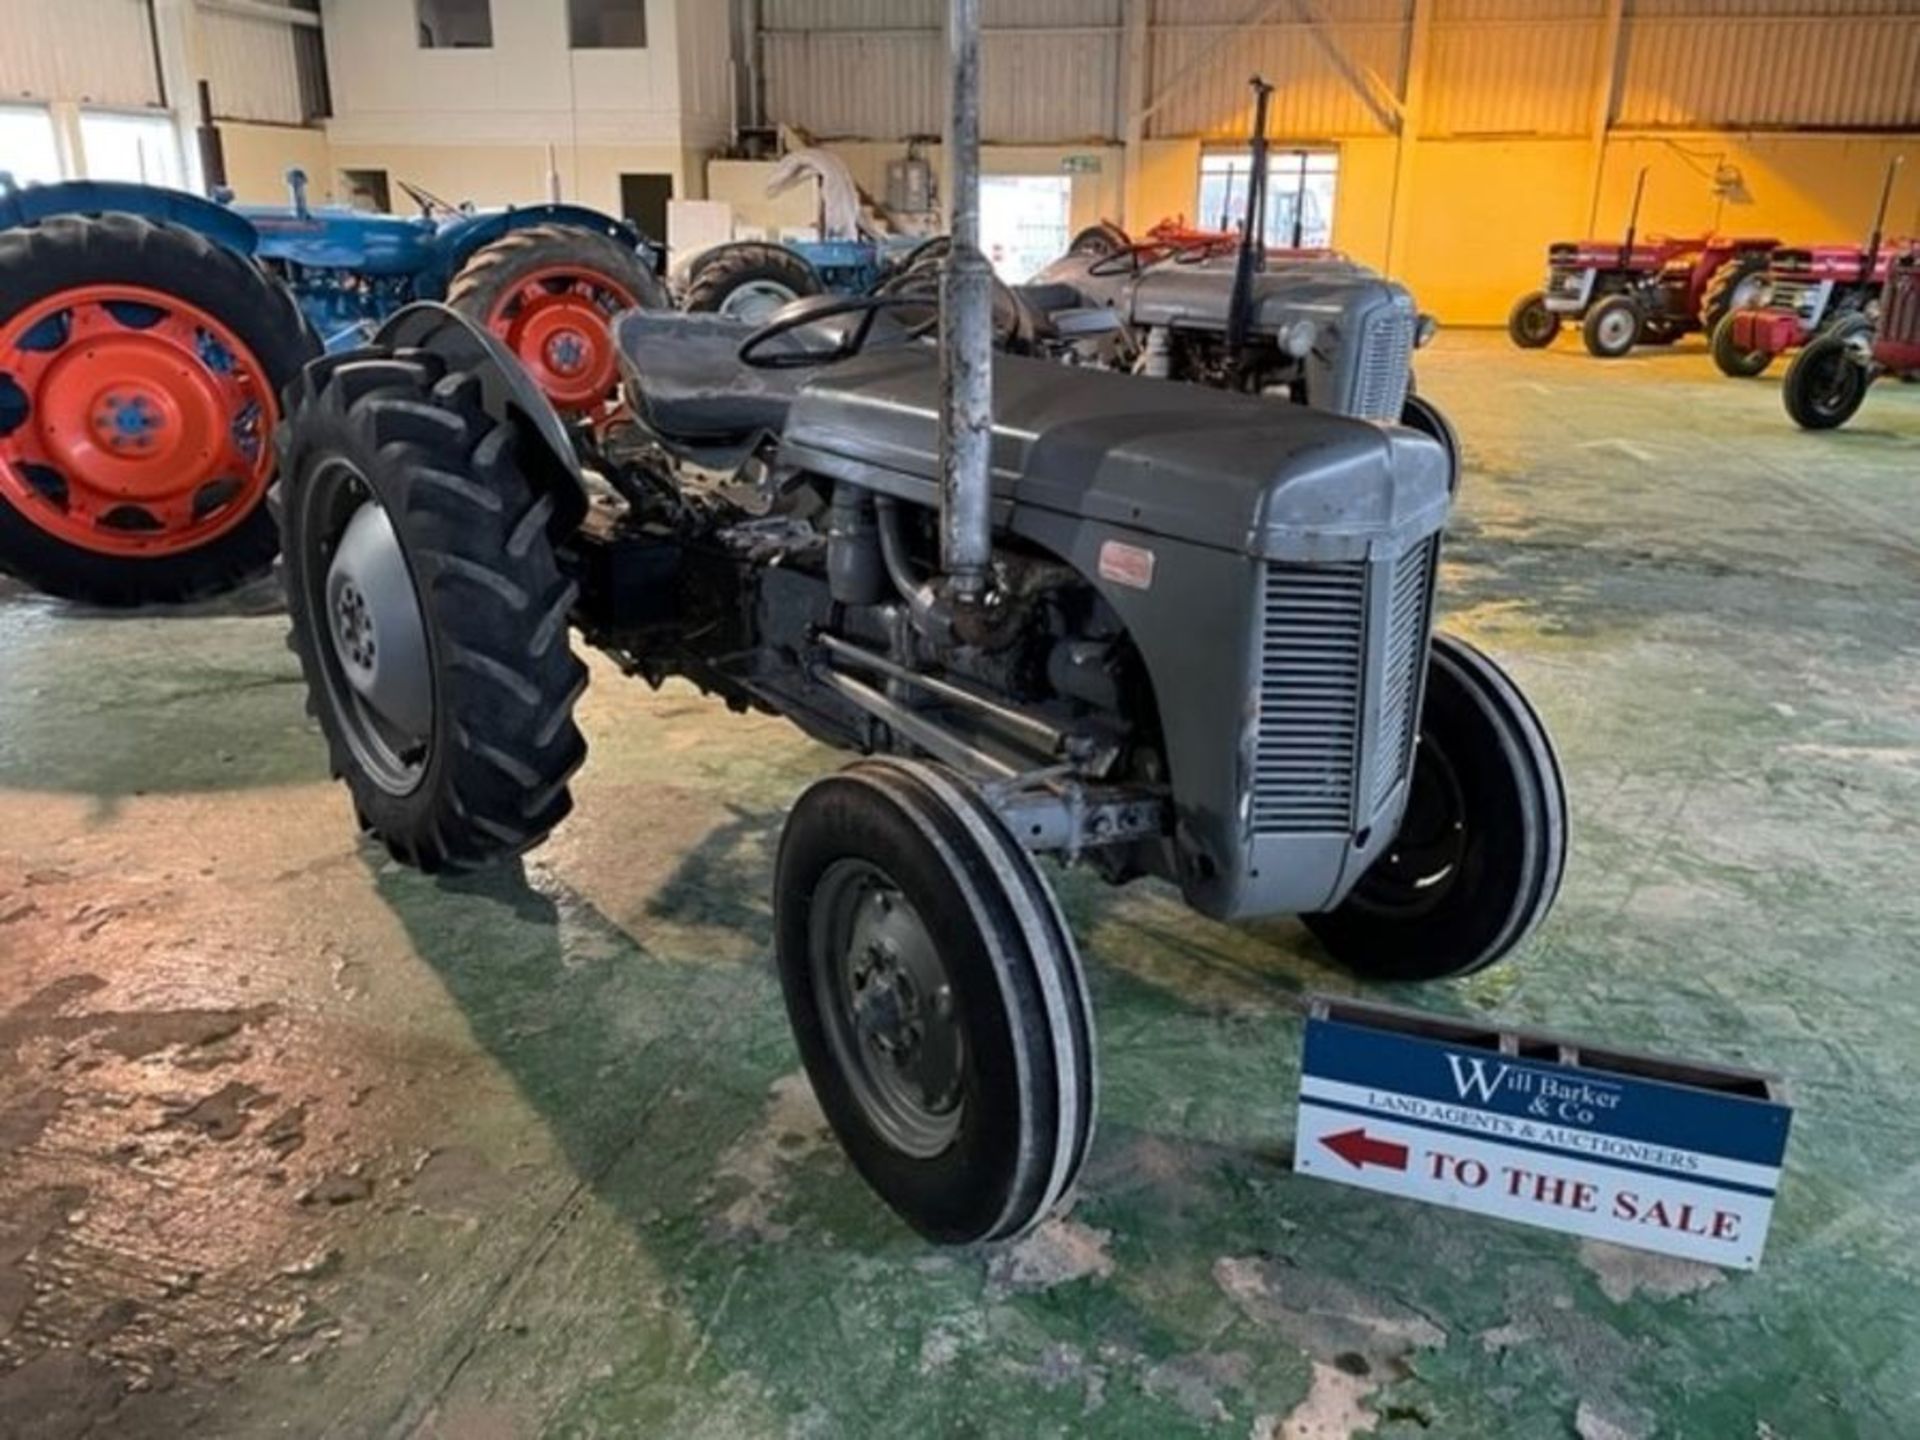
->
[2,1,1919,1437]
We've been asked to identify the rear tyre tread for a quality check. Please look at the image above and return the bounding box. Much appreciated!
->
[278,348,588,872]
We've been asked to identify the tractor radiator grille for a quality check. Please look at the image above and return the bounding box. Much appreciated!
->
[1370,540,1436,813]
[1253,563,1367,833]
[1253,545,1438,835]
[1354,309,1415,420]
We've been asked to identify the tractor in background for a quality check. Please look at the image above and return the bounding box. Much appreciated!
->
[677,148,933,322]
[1712,157,1910,378]
[1508,169,1777,358]
[0,170,663,606]
[1064,215,1342,265]
[1781,249,1920,429]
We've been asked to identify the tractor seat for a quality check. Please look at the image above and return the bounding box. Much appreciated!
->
[614,310,810,441]
[1009,281,1125,341]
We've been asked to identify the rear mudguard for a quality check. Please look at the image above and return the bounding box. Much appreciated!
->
[370,303,590,528]
[0,179,259,256]
[426,204,664,297]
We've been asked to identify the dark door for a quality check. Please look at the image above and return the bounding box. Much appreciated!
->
[619,173,674,241]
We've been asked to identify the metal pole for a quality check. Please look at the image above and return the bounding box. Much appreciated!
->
[941,0,993,604]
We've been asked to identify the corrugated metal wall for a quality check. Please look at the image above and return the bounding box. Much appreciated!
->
[1618,0,1920,129]
[202,9,309,125]
[762,0,1124,142]
[0,0,161,109]
[759,0,1920,140]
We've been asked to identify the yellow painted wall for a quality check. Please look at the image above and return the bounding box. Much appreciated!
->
[220,123,335,205]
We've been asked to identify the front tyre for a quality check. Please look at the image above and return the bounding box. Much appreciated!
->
[1581,295,1642,358]
[1305,633,1567,981]
[1781,332,1870,430]
[1507,292,1560,349]
[775,759,1096,1244]
[278,348,588,871]
[1400,394,1462,494]
[1710,315,1773,378]
[446,223,666,415]
[682,243,823,325]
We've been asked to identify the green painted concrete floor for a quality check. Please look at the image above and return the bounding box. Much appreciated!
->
[1,333,1917,1440]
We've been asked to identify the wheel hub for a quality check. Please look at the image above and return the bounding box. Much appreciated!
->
[0,285,274,556]
[813,862,963,1158]
[324,500,433,750]
[485,268,636,413]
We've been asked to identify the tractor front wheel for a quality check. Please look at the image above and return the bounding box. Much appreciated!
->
[1581,296,1642,358]
[1711,315,1773,378]
[682,243,823,325]
[447,224,666,416]
[277,348,589,870]
[1305,634,1568,981]
[0,214,316,604]
[775,758,1096,1244]
[1067,222,1132,260]
[1782,332,1870,430]
[1506,292,1559,349]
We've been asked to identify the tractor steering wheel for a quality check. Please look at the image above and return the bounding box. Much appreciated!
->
[737,293,935,370]
[398,179,459,218]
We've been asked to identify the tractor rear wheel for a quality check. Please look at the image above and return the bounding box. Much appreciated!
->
[682,243,822,325]
[0,214,316,605]
[277,347,588,870]
[1581,295,1641,358]
[1782,332,1870,430]
[1711,315,1773,378]
[775,758,1096,1244]
[1700,253,1772,336]
[1506,292,1559,349]
[447,224,666,416]
[1305,633,1567,981]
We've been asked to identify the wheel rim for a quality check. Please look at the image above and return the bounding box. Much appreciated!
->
[1521,305,1553,343]
[1597,308,1636,351]
[1805,350,1860,419]
[1348,738,1469,919]
[810,858,964,1159]
[310,467,433,796]
[0,284,276,557]
[719,280,800,325]
[484,265,637,412]
[1731,275,1768,312]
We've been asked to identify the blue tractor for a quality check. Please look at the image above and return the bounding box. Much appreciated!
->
[0,170,664,605]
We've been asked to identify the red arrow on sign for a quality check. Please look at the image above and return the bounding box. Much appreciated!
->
[1320,1128,1410,1172]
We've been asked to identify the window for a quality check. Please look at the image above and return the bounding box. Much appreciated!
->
[0,105,64,185]
[570,0,646,48]
[417,0,493,49]
[78,111,184,189]
[980,175,1072,284]
[1197,150,1338,250]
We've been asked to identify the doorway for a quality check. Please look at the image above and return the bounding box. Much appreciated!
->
[620,173,674,241]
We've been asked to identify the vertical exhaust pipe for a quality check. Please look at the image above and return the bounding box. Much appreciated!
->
[1620,165,1649,268]
[940,0,993,606]
[1863,154,1904,283]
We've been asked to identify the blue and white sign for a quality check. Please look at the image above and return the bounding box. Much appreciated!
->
[1294,1008,1791,1269]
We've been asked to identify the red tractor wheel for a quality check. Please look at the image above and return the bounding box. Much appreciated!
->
[0,215,316,605]
[446,224,666,415]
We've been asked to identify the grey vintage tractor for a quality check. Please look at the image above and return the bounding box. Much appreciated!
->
[274,34,1566,1245]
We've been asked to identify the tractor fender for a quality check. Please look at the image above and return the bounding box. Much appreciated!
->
[372,302,590,528]
[0,179,259,256]
[431,204,661,293]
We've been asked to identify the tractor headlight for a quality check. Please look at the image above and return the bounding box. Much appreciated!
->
[1281,320,1317,358]
[1415,313,1439,349]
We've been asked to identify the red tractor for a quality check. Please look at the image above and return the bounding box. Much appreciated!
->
[1713,157,1910,378]
[1509,169,1776,358]
[1781,248,1920,429]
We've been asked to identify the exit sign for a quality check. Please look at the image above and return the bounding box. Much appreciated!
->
[1294,998,1791,1270]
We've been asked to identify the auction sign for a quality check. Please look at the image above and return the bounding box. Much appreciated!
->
[1294,998,1791,1270]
